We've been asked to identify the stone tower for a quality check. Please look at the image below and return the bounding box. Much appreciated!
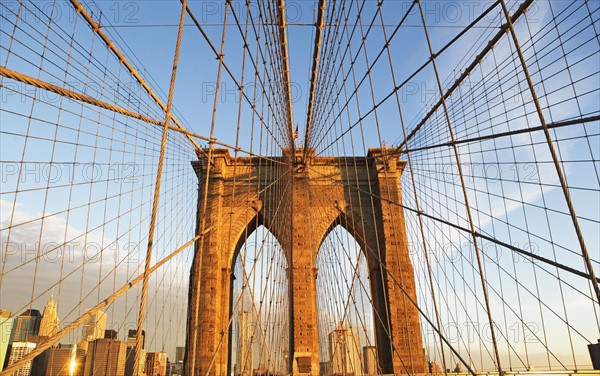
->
[39,295,60,337]
[185,148,426,375]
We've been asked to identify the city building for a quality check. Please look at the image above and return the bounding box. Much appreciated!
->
[45,344,85,376]
[0,310,15,370]
[125,347,146,376]
[175,346,184,364]
[590,339,600,370]
[170,346,185,376]
[104,329,118,340]
[167,346,184,376]
[39,295,60,337]
[235,309,254,376]
[125,329,146,375]
[81,310,107,342]
[146,351,167,376]
[7,335,49,374]
[362,346,376,375]
[126,329,145,349]
[166,360,181,376]
[79,310,107,352]
[13,310,42,342]
[6,341,36,375]
[328,324,362,376]
[82,338,127,376]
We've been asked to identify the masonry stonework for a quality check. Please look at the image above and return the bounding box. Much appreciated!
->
[185,148,426,375]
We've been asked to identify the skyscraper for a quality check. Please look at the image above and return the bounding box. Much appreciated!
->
[6,341,36,376]
[125,330,146,376]
[78,310,107,353]
[125,347,146,376]
[328,324,363,376]
[175,346,184,364]
[126,329,145,349]
[82,338,126,376]
[146,352,167,376]
[104,330,118,340]
[44,344,85,376]
[362,346,377,375]
[13,310,41,342]
[170,346,184,376]
[171,346,185,376]
[39,296,60,337]
[0,310,15,370]
[235,309,254,376]
[81,310,107,342]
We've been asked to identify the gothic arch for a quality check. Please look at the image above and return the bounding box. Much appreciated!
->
[319,212,365,254]
[186,148,427,376]
[227,219,289,376]
[228,209,289,271]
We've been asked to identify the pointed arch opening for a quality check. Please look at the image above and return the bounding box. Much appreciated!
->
[229,225,289,375]
[316,224,377,375]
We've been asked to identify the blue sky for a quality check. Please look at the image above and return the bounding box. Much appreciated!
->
[0,0,598,371]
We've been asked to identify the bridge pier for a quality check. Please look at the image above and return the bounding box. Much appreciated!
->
[289,168,320,374]
[185,148,426,375]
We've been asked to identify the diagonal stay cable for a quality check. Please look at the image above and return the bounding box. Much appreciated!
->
[67,0,203,152]
[132,0,189,374]
[277,0,296,152]
[0,235,201,376]
[302,0,327,162]
[306,164,600,285]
